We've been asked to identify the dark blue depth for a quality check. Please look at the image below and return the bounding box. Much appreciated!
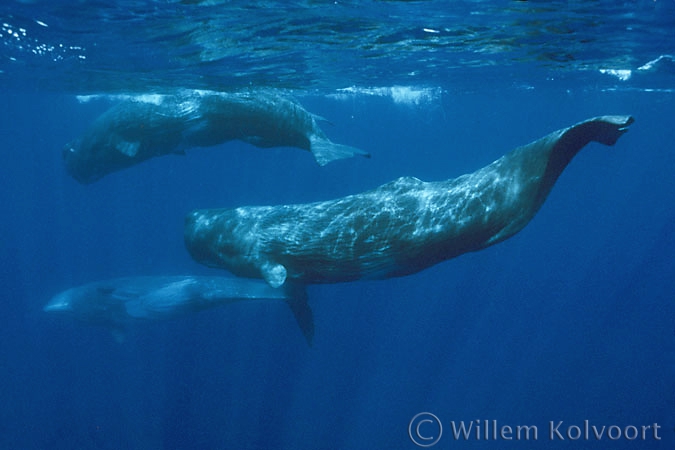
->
[0,80,673,448]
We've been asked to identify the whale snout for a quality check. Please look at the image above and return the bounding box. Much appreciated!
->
[61,141,79,163]
[63,146,75,156]
[62,140,101,184]
[43,293,74,313]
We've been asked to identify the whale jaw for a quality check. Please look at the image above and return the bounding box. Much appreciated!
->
[43,293,74,313]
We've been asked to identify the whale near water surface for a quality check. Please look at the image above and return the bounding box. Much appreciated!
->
[63,89,368,183]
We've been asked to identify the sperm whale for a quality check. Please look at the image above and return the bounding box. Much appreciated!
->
[63,89,368,183]
[184,116,633,288]
[44,275,313,342]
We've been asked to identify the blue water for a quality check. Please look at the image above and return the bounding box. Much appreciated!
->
[1,1,674,449]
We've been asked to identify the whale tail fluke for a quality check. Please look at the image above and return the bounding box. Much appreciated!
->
[557,115,635,153]
[582,115,635,146]
[543,115,634,176]
[283,283,314,345]
[310,136,371,166]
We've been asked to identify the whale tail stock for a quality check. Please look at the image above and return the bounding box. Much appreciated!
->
[310,136,371,166]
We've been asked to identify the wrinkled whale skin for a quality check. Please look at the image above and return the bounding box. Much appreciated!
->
[184,116,634,287]
[64,90,367,183]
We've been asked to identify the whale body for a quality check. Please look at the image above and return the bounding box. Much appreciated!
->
[44,276,313,342]
[184,116,634,288]
[63,90,369,183]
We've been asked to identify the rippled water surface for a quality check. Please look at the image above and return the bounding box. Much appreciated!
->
[2,0,674,92]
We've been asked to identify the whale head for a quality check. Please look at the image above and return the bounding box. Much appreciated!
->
[43,284,129,337]
[62,139,101,184]
[43,290,75,314]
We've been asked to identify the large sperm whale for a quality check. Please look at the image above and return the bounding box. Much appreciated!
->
[184,116,634,288]
[44,276,313,342]
[63,89,369,183]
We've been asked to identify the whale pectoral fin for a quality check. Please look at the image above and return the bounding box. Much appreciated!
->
[111,327,127,344]
[124,299,148,319]
[310,136,370,166]
[116,140,141,157]
[257,265,314,344]
[261,262,287,288]
[283,283,314,346]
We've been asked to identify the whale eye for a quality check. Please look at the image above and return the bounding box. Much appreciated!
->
[62,146,76,160]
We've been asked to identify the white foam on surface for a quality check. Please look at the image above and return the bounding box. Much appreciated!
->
[599,69,632,81]
[329,85,442,105]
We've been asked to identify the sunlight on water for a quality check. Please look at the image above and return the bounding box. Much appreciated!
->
[1,1,674,93]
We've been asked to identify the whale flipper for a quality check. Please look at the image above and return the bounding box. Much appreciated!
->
[310,136,371,166]
[283,283,313,345]
[261,262,288,288]
[111,327,127,344]
[124,299,147,319]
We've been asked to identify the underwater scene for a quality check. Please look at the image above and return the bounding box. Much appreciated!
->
[1,1,674,449]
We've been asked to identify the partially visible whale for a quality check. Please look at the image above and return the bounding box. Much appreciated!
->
[63,90,369,183]
[44,276,313,342]
[184,115,634,288]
